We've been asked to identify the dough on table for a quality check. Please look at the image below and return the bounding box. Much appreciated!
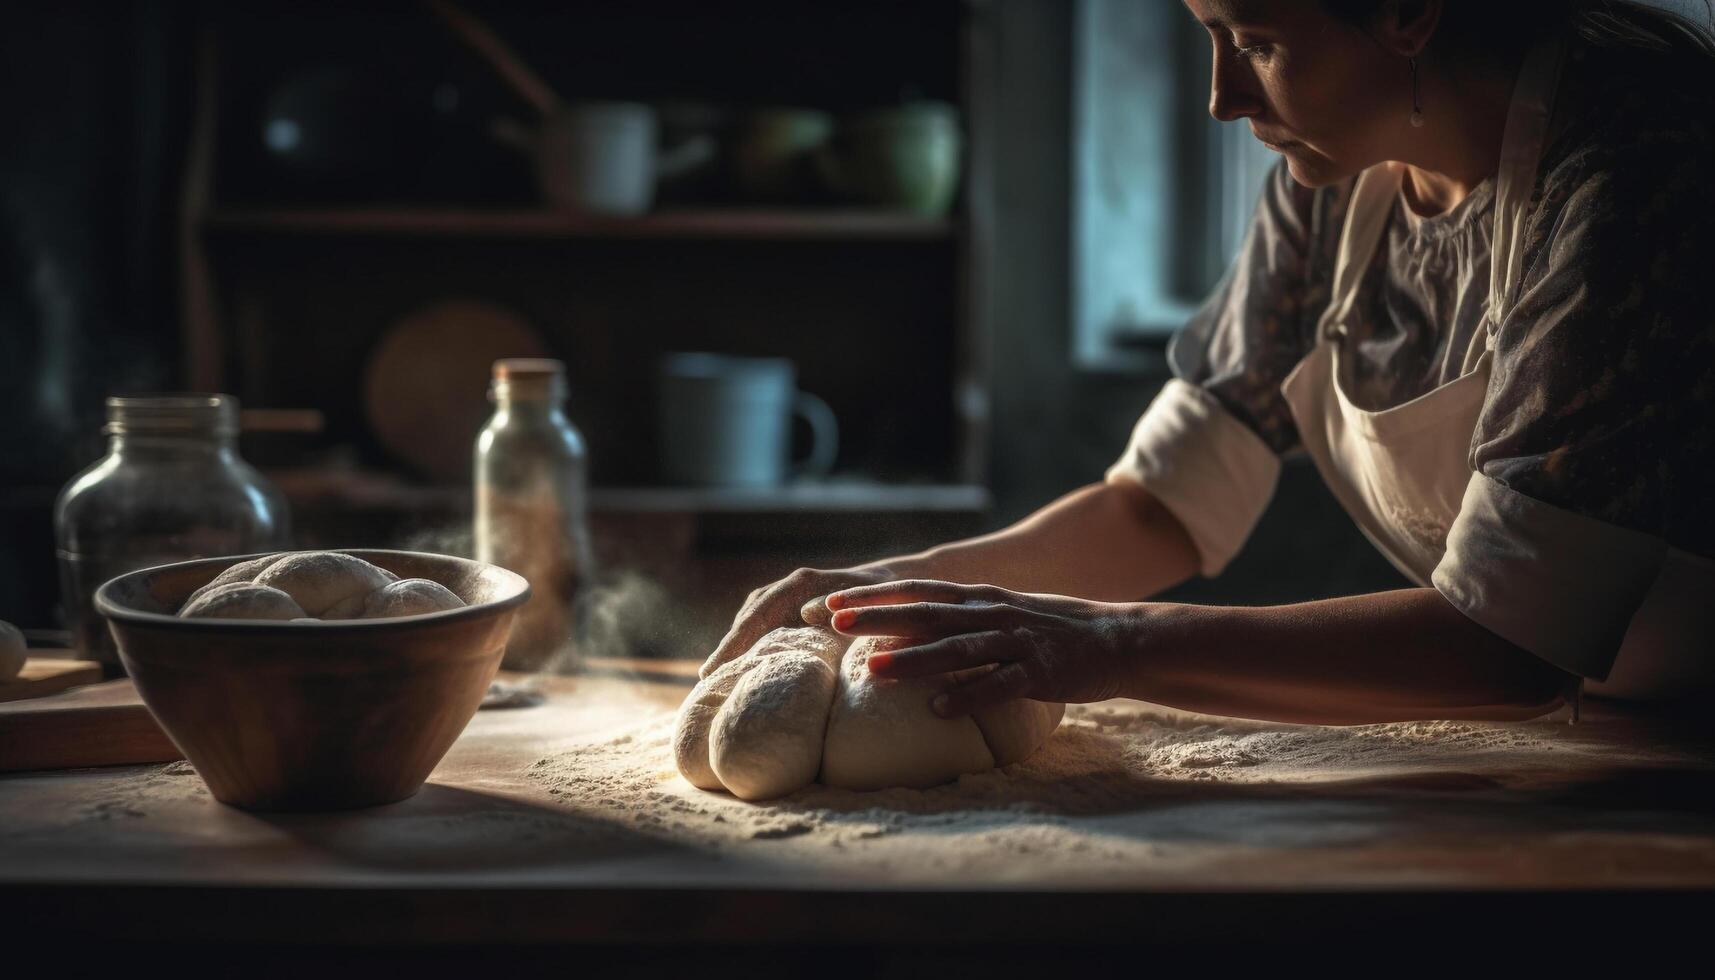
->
[251,552,396,617]
[674,626,1064,798]
[178,582,307,621]
[967,672,1066,767]
[674,626,848,792]
[675,657,763,790]
[711,643,843,801]
[820,636,996,791]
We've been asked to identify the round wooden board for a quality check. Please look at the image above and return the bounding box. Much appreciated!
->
[363,300,547,483]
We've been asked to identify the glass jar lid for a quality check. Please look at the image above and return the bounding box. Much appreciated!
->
[103,393,240,437]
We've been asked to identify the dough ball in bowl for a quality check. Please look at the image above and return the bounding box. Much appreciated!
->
[361,578,466,619]
[320,591,371,621]
[252,552,396,617]
[182,553,291,607]
[179,583,306,621]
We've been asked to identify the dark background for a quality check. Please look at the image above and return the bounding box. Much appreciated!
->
[0,0,1405,643]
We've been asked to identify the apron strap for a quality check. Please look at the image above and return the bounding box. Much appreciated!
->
[1317,163,1404,342]
[1485,32,1568,347]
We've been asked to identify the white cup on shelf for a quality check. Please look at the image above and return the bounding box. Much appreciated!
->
[658,353,839,488]
[496,101,716,216]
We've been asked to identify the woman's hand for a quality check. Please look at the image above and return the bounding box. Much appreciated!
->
[699,565,898,679]
[821,580,1143,717]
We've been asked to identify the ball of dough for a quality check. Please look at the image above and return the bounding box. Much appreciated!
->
[764,626,845,667]
[360,578,466,619]
[820,635,996,791]
[674,626,1065,796]
[320,592,371,621]
[0,619,26,681]
[969,682,1066,768]
[178,582,307,621]
[673,626,850,792]
[251,552,395,617]
[710,650,839,801]
[183,553,292,607]
[674,656,766,791]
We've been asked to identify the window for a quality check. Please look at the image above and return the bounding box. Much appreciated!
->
[1071,0,1275,371]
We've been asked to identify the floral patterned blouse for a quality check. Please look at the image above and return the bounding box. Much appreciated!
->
[1165,37,1714,561]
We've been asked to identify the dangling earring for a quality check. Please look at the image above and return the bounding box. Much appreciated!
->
[1409,56,1425,128]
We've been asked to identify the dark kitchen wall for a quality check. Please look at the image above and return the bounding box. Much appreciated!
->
[0,1,1404,633]
[0,2,194,625]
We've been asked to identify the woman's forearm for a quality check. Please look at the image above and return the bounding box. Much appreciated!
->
[865,481,1200,602]
[1130,588,1578,725]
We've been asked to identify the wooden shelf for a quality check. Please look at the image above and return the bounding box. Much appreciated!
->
[589,481,990,514]
[269,467,989,515]
[202,207,957,242]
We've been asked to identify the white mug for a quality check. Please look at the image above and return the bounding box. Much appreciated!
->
[658,353,838,487]
[535,101,657,215]
[496,101,716,216]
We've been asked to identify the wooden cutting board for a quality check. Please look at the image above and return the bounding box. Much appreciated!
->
[0,676,182,772]
[0,657,699,773]
[0,658,104,703]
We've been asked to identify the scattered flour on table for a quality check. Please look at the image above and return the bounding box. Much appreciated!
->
[10,693,1709,887]
[524,698,1666,877]
[76,759,205,821]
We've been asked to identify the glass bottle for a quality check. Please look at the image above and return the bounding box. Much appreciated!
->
[474,359,594,672]
[54,394,290,668]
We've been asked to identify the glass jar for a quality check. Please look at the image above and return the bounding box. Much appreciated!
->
[474,359,595,672]
[54,394,290,667]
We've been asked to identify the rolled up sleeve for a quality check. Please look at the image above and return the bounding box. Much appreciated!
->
[1442,123,1712,684]
[1105,379,1283,577]
[1103,159,1330,578]
[1431,474,1666,682]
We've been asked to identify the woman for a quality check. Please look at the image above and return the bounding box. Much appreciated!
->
[703,0,1715,726]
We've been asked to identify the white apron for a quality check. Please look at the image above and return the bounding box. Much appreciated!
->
[1279,33,1715,712]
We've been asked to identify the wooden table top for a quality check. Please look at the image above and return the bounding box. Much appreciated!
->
[3,659,1713,948]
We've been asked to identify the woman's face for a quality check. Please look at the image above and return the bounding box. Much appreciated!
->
[1183,0,1412,187]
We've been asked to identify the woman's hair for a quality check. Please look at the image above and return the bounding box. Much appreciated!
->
[1321,0,1715,63]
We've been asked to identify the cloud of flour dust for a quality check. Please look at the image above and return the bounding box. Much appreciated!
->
[394,523,475,560]
[543,567,698,672]
[395,520,699,666]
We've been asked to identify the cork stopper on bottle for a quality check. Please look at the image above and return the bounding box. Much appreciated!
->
[492,358,565,381]
[490,358,567,402]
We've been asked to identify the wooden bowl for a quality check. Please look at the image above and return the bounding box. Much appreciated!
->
[95,550,530,811]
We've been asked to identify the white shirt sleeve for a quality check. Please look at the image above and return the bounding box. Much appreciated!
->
[1431,473,1667,683]
[1104,379,1283,577]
